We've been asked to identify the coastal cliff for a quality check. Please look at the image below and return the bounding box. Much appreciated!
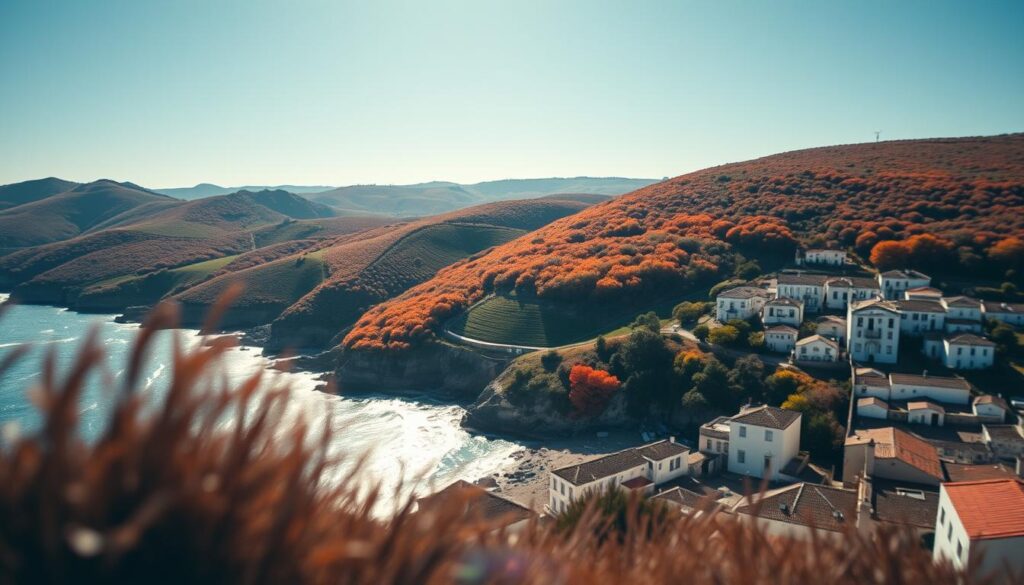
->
[462,374,631,438]
[333,339,512,400]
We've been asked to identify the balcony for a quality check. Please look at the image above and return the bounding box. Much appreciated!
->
[862,329,882,339]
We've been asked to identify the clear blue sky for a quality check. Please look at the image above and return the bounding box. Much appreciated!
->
[1,0,1022,188]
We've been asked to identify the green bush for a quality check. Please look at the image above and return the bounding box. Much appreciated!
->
[708,325,740,346]
[541,350,563,371]
[672,301,706,325]
[693,324,710,341]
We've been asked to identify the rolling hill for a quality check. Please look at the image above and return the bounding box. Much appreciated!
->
[0,180,177,249]
[307,177,654,217]
[0,189,389,306]
[0,177,80,210]
[342,134,1024,353]
[256,198,602,348]
[153,183,336,199]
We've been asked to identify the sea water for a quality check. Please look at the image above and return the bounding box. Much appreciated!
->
[0,294,520,510]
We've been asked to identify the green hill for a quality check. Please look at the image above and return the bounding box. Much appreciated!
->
[0,177,80,210]
[0,180,176,248]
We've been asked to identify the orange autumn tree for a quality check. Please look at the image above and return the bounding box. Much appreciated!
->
[568,364,621,417]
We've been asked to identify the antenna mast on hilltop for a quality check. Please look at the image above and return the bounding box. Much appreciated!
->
[874,131,881,142]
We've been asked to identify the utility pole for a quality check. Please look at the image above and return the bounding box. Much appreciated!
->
[874,131,881,143]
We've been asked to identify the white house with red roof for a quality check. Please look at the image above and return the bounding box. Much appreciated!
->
[933,479,1024,578]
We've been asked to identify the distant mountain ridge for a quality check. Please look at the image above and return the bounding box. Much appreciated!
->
[154,183,336,199]
[308,177,656,217]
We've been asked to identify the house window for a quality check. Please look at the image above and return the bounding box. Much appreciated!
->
[956,541,963,560]
[947,524,952,540]
[737,450,746,464]
[561,483,565,496]
[940,508,945,525]
[765,430,773,442]
[739,426,747,438]
[706,438,712,449]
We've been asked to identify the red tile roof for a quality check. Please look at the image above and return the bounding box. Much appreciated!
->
[943,479,1024,540]
[846,427,943,481]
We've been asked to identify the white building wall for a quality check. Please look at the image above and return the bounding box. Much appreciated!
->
[943,342,994,370]
[716,296,766,322]
[898,311,945,336]
[763,302,803,327]
[986,311,1024,327]
[888,381,969,405]
[880,275,931,300]
[776,284,824,313]
[649,454,689,485]
[847,307,900,364]
[728,420,801,481]
[934,488,970,570]
[766,332,796,353]
[908,407,944,426]
[973,403,1006,421]
[857,403,889,419]
[795,339,838,362]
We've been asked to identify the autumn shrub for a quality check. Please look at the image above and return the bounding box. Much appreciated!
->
[568,364,621,417]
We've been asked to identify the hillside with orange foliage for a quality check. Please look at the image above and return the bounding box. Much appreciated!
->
[344,135,1024,351]
[266,198,596,348]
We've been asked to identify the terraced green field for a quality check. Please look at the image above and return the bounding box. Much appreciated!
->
[360,223,524,293]
[446,295,629,347]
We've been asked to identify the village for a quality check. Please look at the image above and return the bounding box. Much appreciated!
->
[419,247,1024,578]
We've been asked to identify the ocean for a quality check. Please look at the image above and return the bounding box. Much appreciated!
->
[0,293,521,509]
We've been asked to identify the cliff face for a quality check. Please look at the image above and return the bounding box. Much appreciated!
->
[462,375,632,439]
[333,340,511,401]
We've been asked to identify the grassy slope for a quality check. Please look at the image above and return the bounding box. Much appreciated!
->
[264,198,596,348]
[0,177,80,210]
[0,190,383,305]
[344,134,1024,352]
[0,180,175,248]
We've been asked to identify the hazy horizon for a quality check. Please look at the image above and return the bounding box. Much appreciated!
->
[2,1,1023,187]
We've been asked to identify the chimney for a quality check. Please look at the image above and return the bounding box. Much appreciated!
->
[922,370,928,378]
[669,436,676,444]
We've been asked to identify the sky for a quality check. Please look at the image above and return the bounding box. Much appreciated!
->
[1,0,1022,188]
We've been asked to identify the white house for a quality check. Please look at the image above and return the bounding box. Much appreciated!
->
[973,395,1009,422]
[907,401,945,426]
[715,286,772,322]
[794,334,840,363]
[816,315,847,344]
[878,269,931,300]
[942,334,996,370]
[727,405,802,481]
[762,297,803,327]
[982,301,1024,327]
[856,396,890,419]
[942,296,983,333]
[775,273,827,313]
[549,439,689,513]
[824,276,880,310]
[847,299,901,364]
[887,372,971,405]
[894,299,946,336]
[765,325,798,354]
[796,248,847,267]
[933,479,1024,577]
[904,286,943,300]
[699,416,731,458]
[843,427,944,487]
